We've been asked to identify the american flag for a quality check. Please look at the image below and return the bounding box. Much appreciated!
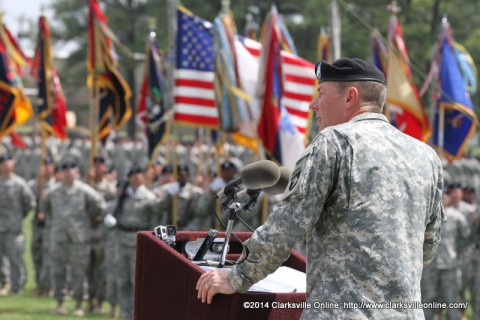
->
[174,7,219,128]
[240,37,315,139]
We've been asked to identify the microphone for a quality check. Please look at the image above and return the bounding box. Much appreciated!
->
[216,160,280,198]
[236,167,292,211]
[263,167,292,195]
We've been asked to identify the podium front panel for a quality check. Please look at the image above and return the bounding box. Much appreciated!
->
[135,231,307,320]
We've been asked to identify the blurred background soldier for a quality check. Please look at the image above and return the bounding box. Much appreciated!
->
[206,160,238,229]
[421,191,470,320]
[106,165,158,320]
[449,182,478,317]
[110,137,133,180]
[0,257,9,295]
[157,164,206,231]
[42,161,106,317]
[87,155,116,314]
[145,158,166,190]
[0,153,35,295]
[28,156,56,296]
[103,179,127,318]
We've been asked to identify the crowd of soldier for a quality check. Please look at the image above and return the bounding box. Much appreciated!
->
[0,135,272,319]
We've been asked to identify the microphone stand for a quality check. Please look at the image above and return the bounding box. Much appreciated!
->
[218,189,262,268]
[218,202,241,268]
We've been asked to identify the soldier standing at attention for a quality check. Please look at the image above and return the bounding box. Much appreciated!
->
[87,155,116,314]
[0,153,35,295]
[28,156,56,296]
[157,164,206,231]
[42,161,106,317]
[196,58,445,319]
[421,191,470,320]
[110,166,158,320]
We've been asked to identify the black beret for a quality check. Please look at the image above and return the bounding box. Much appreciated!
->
[61,161,77,170]
[93,156,106,164]
[127,165,144,177]
[221,160,235,170]
[0,153,13,162]
[162,164,173,175]
[315,58,386,85]
[448,182,462,189]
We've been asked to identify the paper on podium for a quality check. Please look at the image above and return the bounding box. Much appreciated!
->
[199,266,306,293]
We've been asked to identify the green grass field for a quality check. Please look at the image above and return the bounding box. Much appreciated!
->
[0,212,114,320]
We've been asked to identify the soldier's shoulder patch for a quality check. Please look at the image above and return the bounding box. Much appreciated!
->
[288,167,302,192]
[283,151,311,200]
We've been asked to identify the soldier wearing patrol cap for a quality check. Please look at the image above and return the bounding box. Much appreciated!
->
[196,57,445,320]
[28,155,57,296]
[0,152,35,295]
[41,160,106,316]
[87,155,116,313]
[108,164,158,320]
[156,164,206,230]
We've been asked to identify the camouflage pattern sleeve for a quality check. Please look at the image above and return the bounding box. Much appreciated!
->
[423,158,446,267]
[228,135,338,293]
[84,183,107,222]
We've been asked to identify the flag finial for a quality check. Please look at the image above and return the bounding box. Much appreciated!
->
[387,0,401,16]
[148,17,157,38]
[221,0,230,14]
[441,15,449,27]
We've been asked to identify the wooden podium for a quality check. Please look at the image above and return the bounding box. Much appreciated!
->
[134,231,307,320]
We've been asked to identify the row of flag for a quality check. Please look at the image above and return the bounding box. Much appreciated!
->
[0,1,477,165]
[174,5,316,169]
[371,13,477,162]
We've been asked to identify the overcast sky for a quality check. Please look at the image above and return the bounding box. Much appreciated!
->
[0,0,76,57]
[1,0,53,35]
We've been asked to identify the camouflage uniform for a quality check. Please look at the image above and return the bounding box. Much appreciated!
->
[157,181,206,231]
[0,174,36,293]
[0,256,8,292]
[28,177,56,293]
[228,113,444,319]
[111,140,133,180]
[113,185,158,319]
[104,201,119,312]
[421,205,470,320]
[456,199,477,309]
[87,177,116,310]
[41,180,106,305]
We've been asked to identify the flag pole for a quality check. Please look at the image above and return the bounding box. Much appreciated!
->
[171,127,178,227]
[88,73,99,183]
[38,13,49,199]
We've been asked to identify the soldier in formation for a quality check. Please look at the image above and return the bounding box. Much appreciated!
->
[41,161,106,316]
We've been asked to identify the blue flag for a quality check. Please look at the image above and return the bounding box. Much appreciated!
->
[433,36,477,161]
[137,38,168,161]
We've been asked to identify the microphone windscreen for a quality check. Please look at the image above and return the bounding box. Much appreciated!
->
[240,160,280,190]
[263,167,292,195]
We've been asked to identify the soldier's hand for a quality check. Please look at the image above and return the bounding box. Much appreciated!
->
[36,212,45,223]
[196,269,235,304]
